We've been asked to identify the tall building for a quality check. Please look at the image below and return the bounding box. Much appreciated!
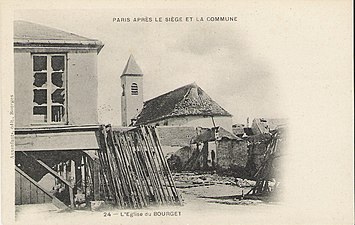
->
[14,20,105,207]
[120,55,143,126]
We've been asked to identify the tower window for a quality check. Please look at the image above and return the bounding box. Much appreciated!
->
[131,83,138,95]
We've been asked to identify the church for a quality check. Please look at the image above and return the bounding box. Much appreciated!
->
[120,55,233,131]
[119,55,249,172]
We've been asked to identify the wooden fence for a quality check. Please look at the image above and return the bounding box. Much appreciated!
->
[96,125,182,208]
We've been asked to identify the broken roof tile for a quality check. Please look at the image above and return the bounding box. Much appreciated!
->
[135,83,232,125]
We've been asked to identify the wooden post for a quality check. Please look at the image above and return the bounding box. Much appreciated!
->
[121,132,151,206]
[151,127,182,204]
[134,129,163,205]
[141,126,170,203]
[92,158,101,201]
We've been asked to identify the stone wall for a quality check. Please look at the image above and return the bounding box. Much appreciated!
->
[156,126,196,147]
[217,139,248,169]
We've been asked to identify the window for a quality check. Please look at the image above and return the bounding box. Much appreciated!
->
[131,83,138,95]
[32,54,66,124]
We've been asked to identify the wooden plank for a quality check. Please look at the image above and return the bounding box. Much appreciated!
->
[34,159,74,189]
[15,170,22,205]
[15,166,70,209]
[37,189,45,204]
[151,127,182,204]
[21,176,31,204]
[143,127,172,202]
[113,132,146,208]
[15,124,101,133]
[92,159,101,201]
[139,127,167,203]
[33,158,74,208]
[52,197,69,210]
[30,182,38,204]
[119,132,150,207]
[15,131,100,151]
[44,194,52,203]
[69,187,74,208]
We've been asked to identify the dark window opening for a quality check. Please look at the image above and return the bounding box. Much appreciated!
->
[52,105,65,122]
[52,89,65,104]
[131,83,138,95]
[33,106,47,122]
[33,73,47,88]
[32,54,66,124]
[51,72,64,87]
[33,56,47,71]
[33,89,47,105]
[51,56,65,71]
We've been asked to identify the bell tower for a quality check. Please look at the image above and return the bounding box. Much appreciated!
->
[121,55,143,126]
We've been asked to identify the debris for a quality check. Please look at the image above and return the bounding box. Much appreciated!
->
[89,201,105,211]
[247,128,285,196]
[235,178,256,188]
[97,125,182,208]
[207,199,263,205]
[173,173,250,188]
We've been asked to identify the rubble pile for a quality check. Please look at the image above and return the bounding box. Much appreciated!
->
[172,173,256,188]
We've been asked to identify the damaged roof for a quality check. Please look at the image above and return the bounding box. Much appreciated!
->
[135,83,232,125]
[14,20,104,53]
[252,118,288,134]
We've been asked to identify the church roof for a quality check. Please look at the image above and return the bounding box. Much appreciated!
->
[135,83,232,125]
[14,20,104,53]
[121,55,143,76]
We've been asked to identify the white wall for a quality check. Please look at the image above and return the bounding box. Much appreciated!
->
[148,115,233,132]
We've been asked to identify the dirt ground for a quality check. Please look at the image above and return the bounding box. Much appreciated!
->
[14,174,282,225]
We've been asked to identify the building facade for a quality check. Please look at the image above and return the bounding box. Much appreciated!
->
[14,21,103,127]
[135,82,233,131]
[14,21,104,208]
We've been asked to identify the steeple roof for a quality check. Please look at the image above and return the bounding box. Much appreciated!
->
[121,55,143,76]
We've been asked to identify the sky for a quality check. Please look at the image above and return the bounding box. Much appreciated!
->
[15,7,289,125]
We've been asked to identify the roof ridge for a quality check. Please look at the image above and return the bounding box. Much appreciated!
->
[173,83,198,116]
[174,84,231,115]
[144,82,196,104]
[182,83,194,98]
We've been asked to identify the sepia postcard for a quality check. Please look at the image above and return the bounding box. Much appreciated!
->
[1,0,353,225]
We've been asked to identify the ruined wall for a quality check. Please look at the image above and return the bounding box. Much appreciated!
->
[14,51,98,127]
[156,126,196,147]
[245,134,272,176]
[217,139,248,169]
